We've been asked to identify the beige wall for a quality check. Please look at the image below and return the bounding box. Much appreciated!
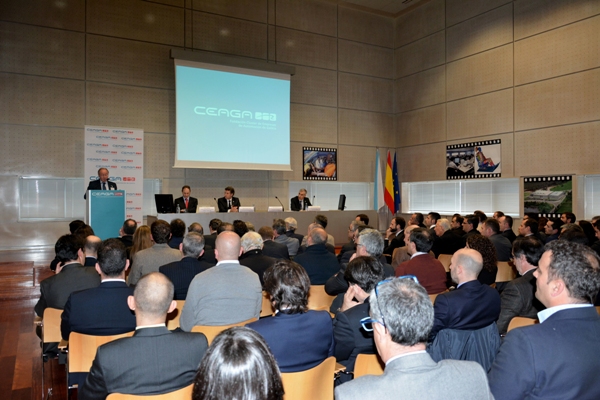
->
[395,0,600,183]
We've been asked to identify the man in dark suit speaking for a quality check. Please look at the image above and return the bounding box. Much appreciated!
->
[217,186,240,212]
[173,185,198,213]
[79,272,208,399]
[84,167,117,199]
[290,188,311,211]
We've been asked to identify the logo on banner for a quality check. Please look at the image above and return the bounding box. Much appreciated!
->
[123,177,136,181]
[87,143,108,147]
[113,130,135,134]
[127,192,142,196]
[96,150,117,154]
[87,158,109,162]
[95,135,118,140]
[113,144,134,148]
[87,128,109,133]
[121,137,137,141]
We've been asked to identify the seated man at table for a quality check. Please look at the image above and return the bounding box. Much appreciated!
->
[79,272,208,399]
[335,278,493,399]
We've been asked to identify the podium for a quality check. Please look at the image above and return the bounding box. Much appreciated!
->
[86,190,126,240]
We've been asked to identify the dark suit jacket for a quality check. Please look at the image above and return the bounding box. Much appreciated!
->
[203,233,217,249]
[290,196,312,211]
[395,254,447,294]
[247,310,334,372]
[325,262,395,296]
[430,280,501,341]
[294,244,340,285]
[333,299,375,373]
[84,257,97,267]
[285,230,303,245]
[239,249,276,286]
[168,236,183,249]
[159,257,213,300]
[489,233,512,262]
[383,232,404,261]
[296,242,336,256]
[198,245,217,265]
[261,240,290,260]
[461,229,481,247]
[60,281,135,340]
[34,263,101,317]
[117,235,134,248]
[79,327,208,400]
[489,307,600,399]
[431,230,463,258]
[84,179,117,199]
[496,269,544,334]
[502,229,517,244]
[173,196,198,213]
[217,196,240,212]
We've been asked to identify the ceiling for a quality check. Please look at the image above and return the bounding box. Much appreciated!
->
[339,0,427,17]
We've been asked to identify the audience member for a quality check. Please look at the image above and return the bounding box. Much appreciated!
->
[284,217,303,245]
[61,239,135,340]
[83,235,102,266]
[258,226,290,260]
[465,234,498,286]
[129,225,152,261]
[429,249,501,342]
[294,227,339,285]
[128,220,181,286]
[408,212,426,228]
[116,218,137,248]
[390,225,421,268]
[192,327,283,400]
[339,220,362,259]
[355,214,369,225]
[431,218,462,258]
[245,221,255,232]
[334,278,493,399]
[395,228,446,294]
[188,222,203,234]
[493,211,504,220]
[79,273,208,399]
[591,220,600,257]
[239,232,276,286]
[461,214,480,244]
[488,241,600,399]
[159,232,213,300]
[49,220,87,271]
[314,214,335,245]
[560,228,588,245]
[496,237,545,335]
[180,232,262,330]
[450,214,466,237]
[233,220,249,238]
[481,218,512,262]
[204,219,221,248]
[543,217,563,243]
[333,256,384,382]
[579,220,597,246]
[247,260,334,372]
[168,218,186,249]
[560,212,576,224]
[499,215,517,243]
[383,217,406,259]
[518,218,540,240]
[424,212,440,230]
[272,218,299,256]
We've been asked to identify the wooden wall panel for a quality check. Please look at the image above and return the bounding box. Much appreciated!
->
[396,104,446,147]
[515,15,600,85]
[397,142,447,182]
[290,104,338,144]
[192,0,267,23]
[275,27,337,69]
[515,69,600,131]
[275,0,337,36]
[339,73,393,113]
[339,40,394,79]
[289,64,338,107]
[0,0,85,31]
[339,110,394,148]
[446,0,511,26]
[339,6,394,48]
[395,31,445,79]
[395,0,445,48]
[395,66,445,112]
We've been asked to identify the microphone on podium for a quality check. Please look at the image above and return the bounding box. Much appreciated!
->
[213,198,218,207]
[312,195,316,205]
[274,196,284,211]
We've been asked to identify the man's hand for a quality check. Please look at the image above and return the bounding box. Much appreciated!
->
[55,262,64,274]
[340,284,363,312]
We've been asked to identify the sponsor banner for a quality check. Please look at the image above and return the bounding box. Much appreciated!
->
[85,126,144,225]
[446,139,501,180]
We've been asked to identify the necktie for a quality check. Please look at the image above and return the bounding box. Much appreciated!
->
[102,182,106,190]
[228,199,231,208]
[184,198,188,209]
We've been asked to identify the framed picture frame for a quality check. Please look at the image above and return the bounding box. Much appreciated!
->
[303,147,337,181]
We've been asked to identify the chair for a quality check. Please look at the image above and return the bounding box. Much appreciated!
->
[106,383,193,399]
[281,356,335,400]
[166,300,185,330]
[68,331,134,375]
[191,317,258,345]
[353,353,385,379]
[40,308,67,400]
[260,291,274,317]
[428,290,448,303]
[596,306,600,315]
[437,254,452,272]
[496,261,516,282]
[307,285,336,311]
[507,317,537,332]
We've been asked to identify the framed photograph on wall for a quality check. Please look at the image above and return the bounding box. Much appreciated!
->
[447,139,501,179]
[303,147,337,181]
[523,175,573,218]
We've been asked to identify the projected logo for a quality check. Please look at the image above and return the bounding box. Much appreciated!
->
[194,107,276,121]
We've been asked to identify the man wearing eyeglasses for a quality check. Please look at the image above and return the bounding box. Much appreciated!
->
[335,278,493,399]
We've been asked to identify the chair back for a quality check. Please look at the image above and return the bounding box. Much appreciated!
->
[427,322,501,372]
[166,300,185,330]
[507,317,537,332]
[353,353,385,379]
[428,290,448,303]
[281,356,335,400]
[496,261,516,282]
[68,331,134,373]
[596,306,600,315]
[42,308,63,344]
[191,317,258,345]
[307,285,336,311]
[106,384,193,399]
[437,254,452,272]
[260,291,274,317]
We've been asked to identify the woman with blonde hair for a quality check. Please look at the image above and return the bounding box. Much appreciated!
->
[129,225,152,261]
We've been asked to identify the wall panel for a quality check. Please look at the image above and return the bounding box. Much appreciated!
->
[192,0,267,23]
[397,104,446,147]
[275,27,337,69]
[446,0,511,26]
[395,66,445,112]
[0,0,85,31]
[339,7,394,48]
[338,145,376,182]
[395,0,445,48]
[395,31,445,79]
[0,22,84,79]
[338,110,394,148]
[339,40,394,79]
[339,73,393,113]
[290,104,338,144]
[275,0,337,36]
[289,64,338,107]
[397,142,447,182]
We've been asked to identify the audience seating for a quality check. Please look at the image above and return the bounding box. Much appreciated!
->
[596,306,600,314]
[191,317,258,345]
[437,254,452,272]
[281,356,335,400]
[496,261,516,282]
[353,353,385,379]
[428,290,448,303]
[106,383,193,399]
[307,285,336,312]
[507,317,537,332]
[165,300,185,330]
[40,307,67,399]
[68,331,134,377]
[260,291,274,317]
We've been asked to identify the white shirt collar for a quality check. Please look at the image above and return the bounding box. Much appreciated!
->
[410,252,427,259]
[386,350,427,365]
[136,323,165,330]
[101,278,126,283]
[216,260,240,266]
[537,303,592,323]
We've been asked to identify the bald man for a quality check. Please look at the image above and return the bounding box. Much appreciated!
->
[79,273,208,399]
[83,235,102,267]
[179,231,262,330]
[429,248,501,342]
[294,227,340,285]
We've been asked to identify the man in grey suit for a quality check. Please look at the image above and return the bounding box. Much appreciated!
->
[481,218,512,262]
[79,272,208,399]
[128,219,181,286]
[335,278,493,400]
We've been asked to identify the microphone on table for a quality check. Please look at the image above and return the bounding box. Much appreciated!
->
[275,196,284,211]
[312,195,316,205]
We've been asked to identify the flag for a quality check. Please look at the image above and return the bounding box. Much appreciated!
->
[384,150,395,214]
[374,149,385,211]
[393,152,400,213]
